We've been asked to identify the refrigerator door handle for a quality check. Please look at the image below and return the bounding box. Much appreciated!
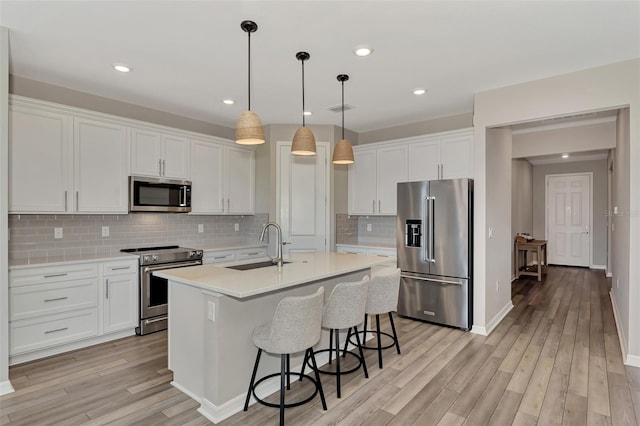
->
[423,197,429,262]
[400,273,463,286]
[428,196,435,263]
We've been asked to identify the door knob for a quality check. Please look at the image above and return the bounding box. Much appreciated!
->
[283,241,291,245]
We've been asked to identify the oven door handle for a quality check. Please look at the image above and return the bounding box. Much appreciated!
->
[143,261,202,274]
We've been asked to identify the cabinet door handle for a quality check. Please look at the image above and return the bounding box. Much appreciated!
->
[213,255,228,260]
[221,198,225,212]
[158,159,162,176]
[111,266,131,271]
[44,273,68,278]
[247,252,260,256]
[227,198,230,212]
[373,200,375,214]
[379,200,381,213]
[76,191,79,209]
[64,190,68,211]
[105,278,109,299]
[162,159,166,176]
[45,327,68,334]
[44,297,68,303]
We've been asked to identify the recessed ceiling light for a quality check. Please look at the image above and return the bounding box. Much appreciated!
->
[303,111,312,116]
[353,45,373,57]
[112,63,131,73]
[413,88,427,95]
[562,153,569,158]
[223,99,235,105]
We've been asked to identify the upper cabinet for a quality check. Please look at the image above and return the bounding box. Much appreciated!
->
[190,139,255,215]
[9,100,129,214]
[348,129,473,216]
[349,145,408,215]
[131,127,190,179]
[408,131,473,181]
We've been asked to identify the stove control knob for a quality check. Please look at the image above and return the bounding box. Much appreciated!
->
[143,255,152,263]
[190,250,201,258]
[152,255,159,262]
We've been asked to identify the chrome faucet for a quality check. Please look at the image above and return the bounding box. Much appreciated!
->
[259,222,284,267]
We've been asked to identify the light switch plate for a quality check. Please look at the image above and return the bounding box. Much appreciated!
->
[102,226,109,237]
[367,223,372,232]
[207,301,216,322]
[54,227,63,239]
[234,223,239,232]
[198,224,204,233]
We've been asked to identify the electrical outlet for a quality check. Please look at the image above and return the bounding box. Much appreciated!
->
[367,223,372,232]
[102,226,109,237]
[617,278,619,289]
[207,301,216,322]
[198,224,204,233]
[496,279,500,292]
[488,227,494,239]
[54,227,63,239]
[234,223,239,232]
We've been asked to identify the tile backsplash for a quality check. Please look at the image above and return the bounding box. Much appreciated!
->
[8,213,269,261]
[336,214,396,246]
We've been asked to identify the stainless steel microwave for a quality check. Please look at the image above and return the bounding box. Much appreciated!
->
[129,176,192,213]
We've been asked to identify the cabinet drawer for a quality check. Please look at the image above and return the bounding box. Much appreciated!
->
[10,278,98,321]
[10,308,99,355]
[10,263,98,287]
[102,260,138,276]
[236,248,268,260]
[203,250,236,264]
[367,248,397,259]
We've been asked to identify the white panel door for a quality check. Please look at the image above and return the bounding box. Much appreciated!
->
[190,140,224,214]
[408,139,440,181]
[348,148,377,215]
[9,106,72,213]
[277,142,329,256]
[131,128,162,177]
[547,174,591,267]
[162,134,190,179]
[377,145,408,215]
[441,134,473,179]
[103,273,138,334]
[225,147,255,214]
[74,118,129,213]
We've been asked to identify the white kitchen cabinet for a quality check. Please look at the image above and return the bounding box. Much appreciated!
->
[349,145,407,215]
[202,246,268,265]
[9,104,72,213]
[408,130,473,181]
[101,260,138,334]
[190,139,255,215]
[131,127,190,179]
[74,118,129,213]
[9,99,129,214]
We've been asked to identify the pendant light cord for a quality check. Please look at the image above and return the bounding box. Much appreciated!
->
[341,80,345,140]
[301,58,306,127]
[247,31,251,111]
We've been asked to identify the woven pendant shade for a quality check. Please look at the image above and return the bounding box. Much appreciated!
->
[332,139,354,164]
[236,110,265,145]
[291,126,316,155]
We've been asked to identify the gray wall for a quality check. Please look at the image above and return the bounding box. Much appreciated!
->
[532,159,608,266]
[511,159,533,276]
[10,75,235,139]
[358,112,473,144]
[1,26,11,393]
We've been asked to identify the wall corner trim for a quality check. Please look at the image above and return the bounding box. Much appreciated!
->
[0,380,15,395]
[609,291,639,367]
[483,300,514,336]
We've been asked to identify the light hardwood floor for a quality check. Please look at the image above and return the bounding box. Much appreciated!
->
[1,266,639,425]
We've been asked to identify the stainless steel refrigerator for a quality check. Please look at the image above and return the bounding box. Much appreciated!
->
[396,178,473,330]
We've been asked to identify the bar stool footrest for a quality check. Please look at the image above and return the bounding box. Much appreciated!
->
[252,372,319,409]
[309,348,363,375]
[349,329,397,350]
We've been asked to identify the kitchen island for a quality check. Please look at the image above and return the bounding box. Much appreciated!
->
[155,251,391,424]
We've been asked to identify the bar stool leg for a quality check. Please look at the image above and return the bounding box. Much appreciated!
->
[280,354,286,426]
[244,348,262,411]
[308,348,327,410]
[342,327,351,357]
[375,314,383,369]
[286,354,291,390]
[329,328,334,365]
[389,312,401,354]
[299,348,309,381]
[353,325,368,378]
[335,328,342,398]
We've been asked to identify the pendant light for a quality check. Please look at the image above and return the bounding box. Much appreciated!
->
[332,74,355,164]
[291,51,316,156]
[236,20,265,145]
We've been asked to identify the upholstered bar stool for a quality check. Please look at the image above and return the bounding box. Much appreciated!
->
[346,268,401,369]
[300,276,369,398]
[243,287,327,426]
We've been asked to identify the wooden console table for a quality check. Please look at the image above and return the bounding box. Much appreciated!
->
[515,239,548,281]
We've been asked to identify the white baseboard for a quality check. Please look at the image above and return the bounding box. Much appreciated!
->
[606,271,613,278]
[590,264,606,270]
[0,380,15,395]
[170,380,202,404]
[608,291,640,367]
[471,301,513,337]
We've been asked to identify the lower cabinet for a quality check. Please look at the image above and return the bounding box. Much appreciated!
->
[336,244,397,259]
[9,257,139,364]
[203,246,268,265]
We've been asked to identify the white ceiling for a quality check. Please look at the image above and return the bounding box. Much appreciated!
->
[1,1,639,133]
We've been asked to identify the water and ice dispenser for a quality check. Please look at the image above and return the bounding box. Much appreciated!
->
[405,220,422,247]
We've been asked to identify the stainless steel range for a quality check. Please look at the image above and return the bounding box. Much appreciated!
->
[121,245,203,335]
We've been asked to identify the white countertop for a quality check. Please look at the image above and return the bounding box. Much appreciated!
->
[336,243,396,249]
[9,253,138,269]
[155,251,390,298]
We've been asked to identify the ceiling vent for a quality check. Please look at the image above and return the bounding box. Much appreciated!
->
[328,104,355,113]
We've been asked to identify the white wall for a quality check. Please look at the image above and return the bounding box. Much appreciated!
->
[0,26,14,395]
[473,59,640,364]
[512,121,616,158]
[511,159,533,276]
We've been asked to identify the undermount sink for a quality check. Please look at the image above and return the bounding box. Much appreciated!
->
[225,260,292,271]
